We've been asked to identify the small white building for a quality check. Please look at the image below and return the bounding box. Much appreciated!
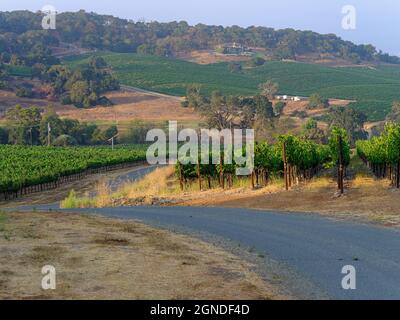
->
[275,95,306,101]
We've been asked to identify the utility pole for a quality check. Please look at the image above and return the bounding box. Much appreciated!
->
[47,122,51,147]
[107,134,119,150]
[29,127,33,146]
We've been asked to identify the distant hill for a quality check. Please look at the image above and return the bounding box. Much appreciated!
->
[0,10,399,66]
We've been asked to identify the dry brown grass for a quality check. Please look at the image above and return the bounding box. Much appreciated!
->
[94,179,113,208]
[56,90,199,124]
[0,212,282,300]
[0,88,200,132]
[302,176,333,190]
[0,90,65,117]
[64,166,287,209]
[121,166,177,198]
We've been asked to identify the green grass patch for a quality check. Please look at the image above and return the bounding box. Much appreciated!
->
[60,190,96,209]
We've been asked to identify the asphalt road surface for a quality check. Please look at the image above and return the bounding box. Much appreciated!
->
[33,205,400,300]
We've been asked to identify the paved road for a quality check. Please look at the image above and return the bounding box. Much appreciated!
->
[120,84,182,101]
[34,205,400,300]
[82,165,159,197]
[107,165,159,192]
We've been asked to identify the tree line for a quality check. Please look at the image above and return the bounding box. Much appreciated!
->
[0,10,398,64]
[0,105,118,146]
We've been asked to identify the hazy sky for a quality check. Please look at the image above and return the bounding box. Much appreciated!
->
[2,0,400,55]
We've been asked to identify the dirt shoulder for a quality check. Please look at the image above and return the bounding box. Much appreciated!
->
[0,211,284,300]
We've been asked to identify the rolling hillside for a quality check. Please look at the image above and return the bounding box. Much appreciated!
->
[64,53,400,121]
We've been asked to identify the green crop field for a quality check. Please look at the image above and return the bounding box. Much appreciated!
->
[6,65,33,77]
[65,52,400,121]
[0,145,147,194]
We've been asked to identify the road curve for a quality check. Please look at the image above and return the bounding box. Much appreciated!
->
[35,205,400,300]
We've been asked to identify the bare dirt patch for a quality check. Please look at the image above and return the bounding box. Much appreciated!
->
[0,211,283,300]
[56,89,200,124]
[177,50,251,65]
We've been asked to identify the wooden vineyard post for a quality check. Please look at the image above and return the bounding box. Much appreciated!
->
[197,157,202,191]
[283,142,289,191]
[397,158,400,189]
[178,161,184,191]
[255,170,259,186]
[338,136,344,194]
[219,153,224,189]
